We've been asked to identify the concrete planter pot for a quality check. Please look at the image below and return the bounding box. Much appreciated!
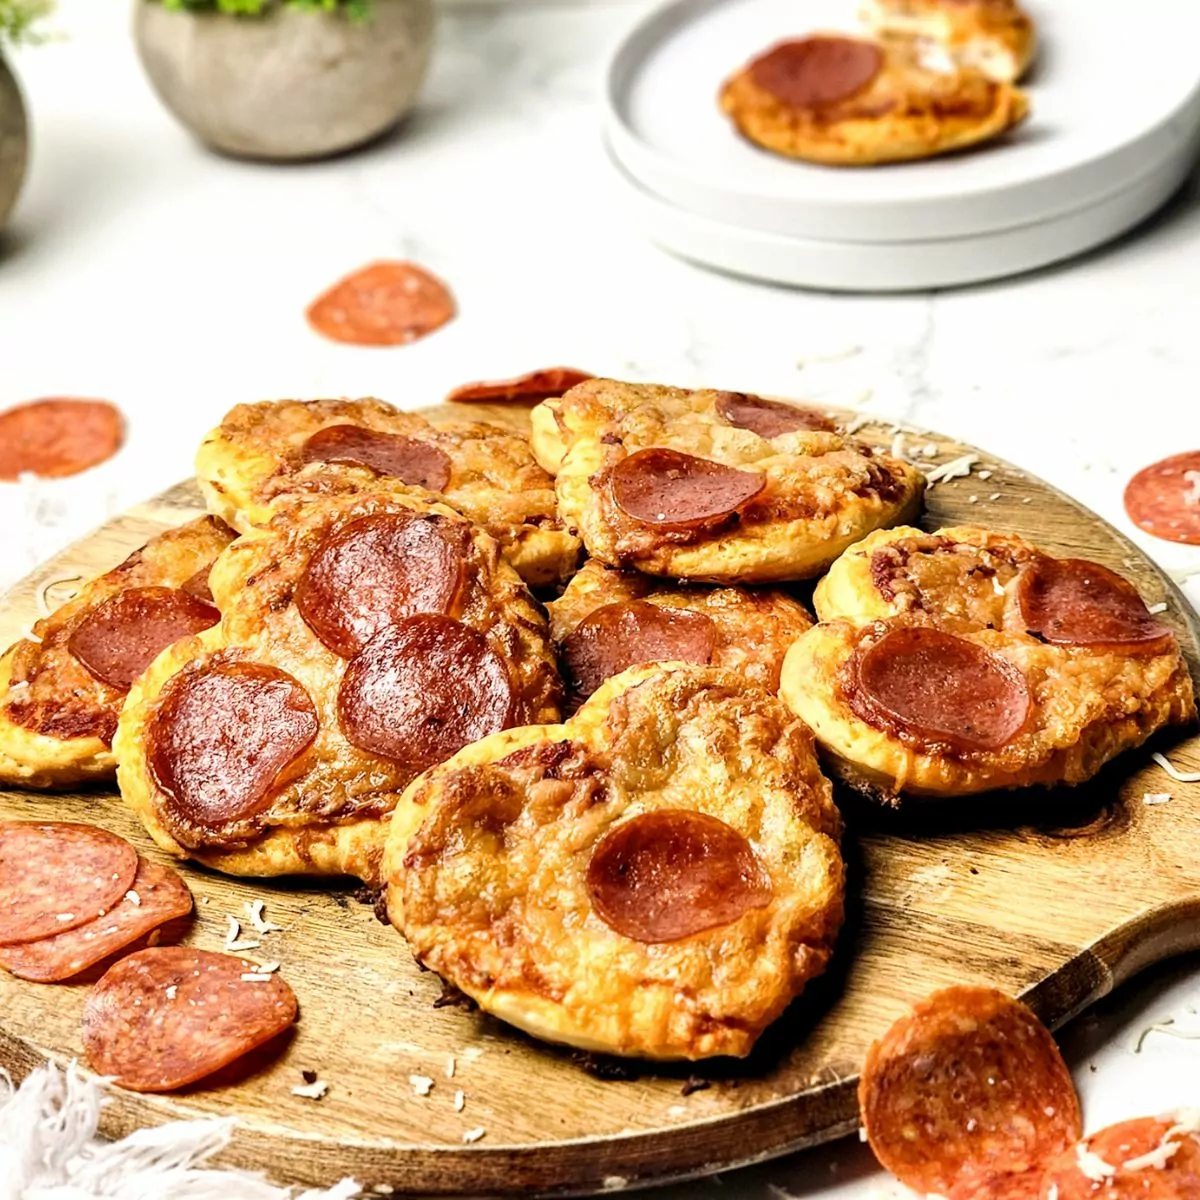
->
[0,53,27,232]
[134,0,435,161]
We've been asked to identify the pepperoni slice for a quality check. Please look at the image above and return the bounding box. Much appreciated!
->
[306,260,456,347]
[299,425,452,492]
[748,37,885,110]
[610,448,766,527]
[1017,558,1171,651]
[0,398,125,481]
[715,392,835,438]
[586,811,773,944]
[560,601,718,703]
[68,587,220,690]
[82,947,298,1092]
[0,858,192,983]
[1125,451,1200,547]
[149,662,319,829]
[337,615,513,769]
[0,823,138,946]
[851,627,1031,752]
[446,367,594,405]
[296,513,466,658]
[858,986,1082,1198]
[1041,1116,1200,1200]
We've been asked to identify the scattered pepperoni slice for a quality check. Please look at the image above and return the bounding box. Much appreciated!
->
[1124,451,1200,547]
[0,398,125,481]
[851,627,1031,752]
[306,260,456,347]
[0,858,192,983]
[715,392,835,438]
[299,425,452,492]
[586,810,773,944]
[859,986,1082,1198]
[149,662,319,829]
[1041,1116,1200,1200]
[296,513,466,658]
[82,947,298,1092]
[337,615,513,769]
[748,36,885,110]
[560,601,718,703]
[610,448,766,527]
[0,823,138,946]
[446,367,594,405]
[68,587,220,690]
[1017,558,1171,651]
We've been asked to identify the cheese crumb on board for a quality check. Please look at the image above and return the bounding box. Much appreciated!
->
[462,1127,486,1144]
[246,899,283,934]
[1143,793,1172,805]
[925,454,980,485]
[291,1079,329,1100]
[446,1054,456,1079]
[454,1090,465,1112]
[1148,602,1169,615]
[410,1075,434,1097]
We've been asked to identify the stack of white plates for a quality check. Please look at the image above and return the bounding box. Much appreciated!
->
[603,0,1200,291]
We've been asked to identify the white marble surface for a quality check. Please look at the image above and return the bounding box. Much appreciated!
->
[1,1,1198,1196]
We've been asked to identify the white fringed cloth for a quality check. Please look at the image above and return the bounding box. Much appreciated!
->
[0,1063,362,1200]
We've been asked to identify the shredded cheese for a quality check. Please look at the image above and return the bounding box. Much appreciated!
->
[23,631,43,645]
[246,899,283,934]
[462,1127,486,1144]
[446,1054,456,1079]
[454,1090,465,1113]
[1148,602,1169,615]
[1144,793,1172,805]
[1153,752,1200,783]
[410,1075,434,1097]
[1123,1141,1180,1172]
[291,1079,329,1100]
[1135,1018,1200,1052]
[241,973,274,983]
[1075,1143,1116,1181]
[124,890,141,907]
[843,415,872,435]
[165,985,178,1000]
[925,454,980,485]
[224,914,261,952]
[36,574,83,617]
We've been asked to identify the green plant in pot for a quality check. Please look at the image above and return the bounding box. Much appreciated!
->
[135,0,436,161]
[0,0,51,234]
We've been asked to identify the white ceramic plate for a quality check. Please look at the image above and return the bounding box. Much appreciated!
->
[607,136,1197,291]
[606,0,1200,243]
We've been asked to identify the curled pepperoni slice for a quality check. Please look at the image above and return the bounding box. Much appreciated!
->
[749,36,885,109]
[1040,1116,1200,1200]
[0,858,192,983]
[446,367,594,405]
[82,947,298,1092]
[1017,558,1171,651]
[859,986,1081,1198]
[1124,451,1200,547]
[296,513,466,658]
[68,587,220,690]
[149,662,319,829]
[560,601,718,703]
[0,398,125,481]
[586,810,773,944]
[851,627,1030,752]
[337,615,514,769]
[299,425,452,493]
[0,823,138,946]
[715,392,835,438]
[611,448,766,527]
[306,260,456,347]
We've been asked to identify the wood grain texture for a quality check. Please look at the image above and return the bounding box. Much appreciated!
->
[0,402,1197,1197]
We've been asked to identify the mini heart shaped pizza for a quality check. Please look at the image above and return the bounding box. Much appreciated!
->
[531,380,925,583]
[196,397,582,589]
[719,33,1028,167]
[116,484,561,884]
[0,517,233,789]
[547,558,813,710]
[383,662,845,1061]
[780,526,1196,800]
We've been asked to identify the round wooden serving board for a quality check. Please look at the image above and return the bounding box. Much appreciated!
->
[0,402,1198,1197]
